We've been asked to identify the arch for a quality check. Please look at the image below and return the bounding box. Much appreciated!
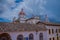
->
[0,33,11,40]
[17,35,23,40]
[29,33,34,40]
[39,33,43,40]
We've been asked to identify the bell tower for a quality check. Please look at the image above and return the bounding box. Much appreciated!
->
[19,8,26,23]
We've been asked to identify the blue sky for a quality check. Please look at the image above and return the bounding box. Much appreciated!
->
[0,0,60,23]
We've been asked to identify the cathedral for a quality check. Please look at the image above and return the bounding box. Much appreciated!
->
[0,9,60,40]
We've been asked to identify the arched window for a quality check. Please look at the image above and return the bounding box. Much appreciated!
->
[1,37,7,40]
[29,33,34,40]
[0,33,11,40]
[17,35,23,40]
[39,33,43,40]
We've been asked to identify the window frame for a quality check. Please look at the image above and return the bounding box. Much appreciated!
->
[17,35,23,40]
[29,33,34,40]
[39,33,43,40]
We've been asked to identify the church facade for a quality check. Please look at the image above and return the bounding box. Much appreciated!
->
[0,9,60,40]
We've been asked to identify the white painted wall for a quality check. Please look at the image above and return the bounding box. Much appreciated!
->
[0,31,48,40]
[11,31,47,40]
[45,25,60,40]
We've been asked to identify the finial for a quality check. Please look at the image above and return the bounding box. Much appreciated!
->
[19,8,25,15]
[21,8,23,11]
[45,14,48,22]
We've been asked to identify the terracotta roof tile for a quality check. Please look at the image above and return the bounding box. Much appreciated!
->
[37,21,60,26]
[0,22,47,32]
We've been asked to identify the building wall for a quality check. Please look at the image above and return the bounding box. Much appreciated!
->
[0,31,47,40]
[46,26,60,40]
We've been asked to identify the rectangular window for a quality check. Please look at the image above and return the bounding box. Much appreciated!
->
[57,36,58,40]
[49,29,51,34]
[56,29,58,33]
[59,29,60,33]
[49,38,51,40]
[52,29,54,34]
[53,37,54,40]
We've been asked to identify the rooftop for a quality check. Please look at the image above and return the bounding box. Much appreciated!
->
[0,22,47,32]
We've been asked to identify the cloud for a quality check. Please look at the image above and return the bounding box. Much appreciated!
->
[0,0,60,23]
[0,0,55,21]
[0,18,10,22]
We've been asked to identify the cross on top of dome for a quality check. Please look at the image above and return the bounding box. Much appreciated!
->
[19,8,25,15]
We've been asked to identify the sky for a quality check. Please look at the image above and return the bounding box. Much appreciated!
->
[0,0,60,23]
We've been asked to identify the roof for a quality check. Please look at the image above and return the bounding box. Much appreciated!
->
[0,22,47,32]
[37,21,60,26]
[26,16,40,21]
